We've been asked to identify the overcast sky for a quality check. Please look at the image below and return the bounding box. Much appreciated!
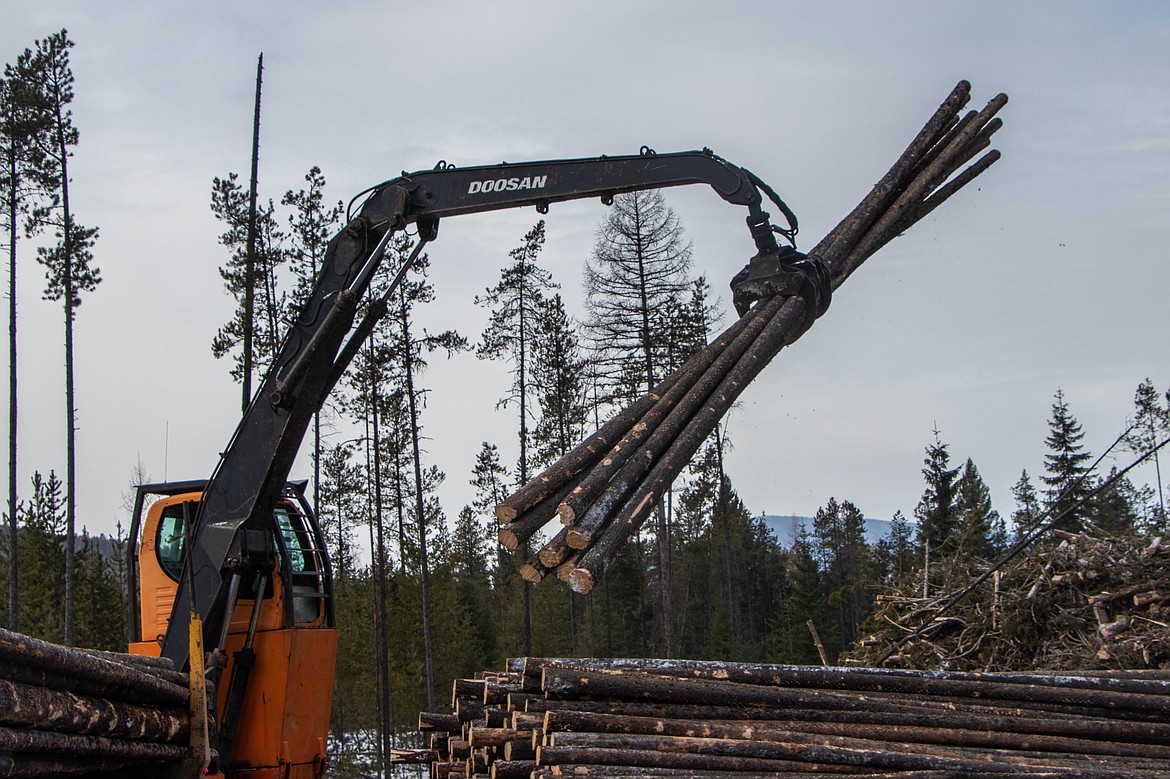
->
[3,2,1168,543]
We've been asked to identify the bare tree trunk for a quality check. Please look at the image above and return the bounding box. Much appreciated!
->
[400,292,436,711]
[6,152,17,633]
[241,53,262,412]
[55,99,75,647]
[366,343,393,770]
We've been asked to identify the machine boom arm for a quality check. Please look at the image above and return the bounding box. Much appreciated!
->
[161,147,799,666]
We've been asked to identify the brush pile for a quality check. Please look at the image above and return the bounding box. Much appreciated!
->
[495,80,1008,594]
[408,657,1170,777]
[0,627,201,777]
[849,530,1170,672]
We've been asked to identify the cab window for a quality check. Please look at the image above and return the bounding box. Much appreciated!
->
[155,503,189,581]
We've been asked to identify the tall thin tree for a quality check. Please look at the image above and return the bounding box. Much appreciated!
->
[242,53,263,411]
[476,220,554,655]
[2,45,53,630]
[283,165,344,515]
[28,31,100,645]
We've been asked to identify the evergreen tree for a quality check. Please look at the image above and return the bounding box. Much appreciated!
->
[1089,467,1147,535]
[209,172,285,385]
[773,522,822,664]
[476,220,554,655]
[1010,470,1043,539]
[1,46,54,630]
[17,470,65,641]
[470,441,511,576]
[584,189,694,402]
[531,293,589,468]
[953,458,1004,560]
[885,510,918,581]
[282,166,344,514]
[26,30,100,645]
[1040,389,1094,532]
[317,441,364,581]
[73,530,125,650]
[1122,378,1168,524]
[476,220,554,483]
[811,497,872,658]
[914,428,959,555]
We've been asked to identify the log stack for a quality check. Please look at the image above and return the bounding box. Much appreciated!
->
[0,627,205,778]
[495,80,1008,594]
[407,658,1170,777]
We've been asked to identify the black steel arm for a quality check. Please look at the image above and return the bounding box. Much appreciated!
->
[160,147,802,667]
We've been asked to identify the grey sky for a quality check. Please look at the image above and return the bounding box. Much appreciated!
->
[3,1,1168,540]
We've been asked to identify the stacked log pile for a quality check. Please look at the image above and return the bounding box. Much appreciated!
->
[0,627,201,777]
[495,80,1008,594]
[849,530,1170,672]
[407,658,1170,778]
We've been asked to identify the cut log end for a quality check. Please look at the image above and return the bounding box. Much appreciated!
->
[520,562,547,584]
[568,568,594,594]
[566,529,590,550]
[556,504,575,525]
[555,560,577,583]
[495,504,518,524]
[498,528,519,551]
[538,544,568,569]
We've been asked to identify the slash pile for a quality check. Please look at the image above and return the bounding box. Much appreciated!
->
[849,530,1170,672]
[409,658,1170,778]
[495,80,1008,594]
[0,627,200,777]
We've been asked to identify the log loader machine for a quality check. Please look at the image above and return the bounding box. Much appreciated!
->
[124,147,826,778]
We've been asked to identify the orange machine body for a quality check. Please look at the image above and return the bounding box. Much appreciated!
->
[129,486,337,779]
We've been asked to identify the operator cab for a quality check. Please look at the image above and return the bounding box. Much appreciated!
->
[126,479,337,778]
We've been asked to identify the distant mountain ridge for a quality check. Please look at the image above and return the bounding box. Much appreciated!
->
[759,515,894,547]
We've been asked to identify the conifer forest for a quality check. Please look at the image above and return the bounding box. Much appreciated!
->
[2,27,1170,779]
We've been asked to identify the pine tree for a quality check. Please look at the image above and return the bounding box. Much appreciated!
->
[914,428,960,554]
[811,497,872,658]
[476,220,554,483]
[17,470,65,641]
[531,293,589,468]
[1,44,54,630]
[26,31,100,645]
[476,220,554,655]
[885,510,918,581]
[209,172,285,385]
[1123,379,1168,524]
[584,189,694,402]
[317,441,364,581]
[470,441,511,573]
[1089,467,1147,535]
[282,166,344,514]
[1010,470,1043,540]
[775,522,822,664]
[953,458,1004,560]
[1041,389,1094,532]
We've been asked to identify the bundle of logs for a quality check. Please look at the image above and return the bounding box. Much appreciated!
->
[0,627,199,777]
[407,657,1170,778]
[849,530,1170,672]
[495,80,1007,594]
